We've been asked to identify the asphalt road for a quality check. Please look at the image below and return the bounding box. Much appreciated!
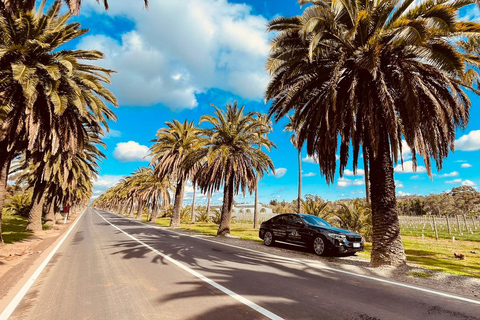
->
[7,208,480,320]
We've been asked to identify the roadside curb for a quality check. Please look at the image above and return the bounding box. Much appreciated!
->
[0,209,87,320]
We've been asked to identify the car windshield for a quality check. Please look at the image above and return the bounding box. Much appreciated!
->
[300,214,330,227]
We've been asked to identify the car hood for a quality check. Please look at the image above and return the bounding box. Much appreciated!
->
[310,225,359,236]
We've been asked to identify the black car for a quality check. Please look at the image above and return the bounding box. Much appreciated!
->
[259,213,364,256]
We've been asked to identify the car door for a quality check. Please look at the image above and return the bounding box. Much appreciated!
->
[271,215,287,240]
[286,215,305,244]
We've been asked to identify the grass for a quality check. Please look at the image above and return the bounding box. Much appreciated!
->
[154,217,262,241]
[152,217,480,278]
[1,216,33,244]
[408,270,433,278]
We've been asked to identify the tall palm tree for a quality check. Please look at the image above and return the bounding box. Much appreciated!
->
[0,1,117,234]
[253,113,275,228]
[285,114,303,213]
[149,120,203,227]
[195,102,275,236]
[265,0,480,266]
[0,0,149,15]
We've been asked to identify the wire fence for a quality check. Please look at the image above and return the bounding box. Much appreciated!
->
[399,215,480,241]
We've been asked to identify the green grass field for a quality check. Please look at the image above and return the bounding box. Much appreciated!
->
[1,216,33,244]
[154,217,480,278]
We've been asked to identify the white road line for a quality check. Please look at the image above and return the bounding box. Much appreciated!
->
[0,209,87,320]
[94,209,284,320]
[101,210,480,306]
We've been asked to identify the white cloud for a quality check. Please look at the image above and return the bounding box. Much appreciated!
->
[337,177,364,187]
[91,175,125,198]
[400,140,412,160]
[395,180,404,188]
[93,175,125,188]
[269,168,287,178]
[455,160,467,163]
[394,160,427,173]
[397,191,411,196]
[113,141,151,162]
[446,179,462,184]
[344,169,364,177]
[103,129,122,139]
[302,155,318,164]
[455,130,480,151]
[438,171,459,177]
[77,0,270,110]
[302,172,316,177]
[302,154,339,163]
[462,180,476,186]
[461,163,472,168]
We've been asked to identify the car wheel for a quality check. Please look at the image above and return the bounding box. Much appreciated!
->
[264,231,275,246]
[313,236,327,256]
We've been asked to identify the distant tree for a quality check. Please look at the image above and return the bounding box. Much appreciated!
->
[451,186,480,215]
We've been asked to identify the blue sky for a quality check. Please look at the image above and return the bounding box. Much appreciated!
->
[59,0,480,205]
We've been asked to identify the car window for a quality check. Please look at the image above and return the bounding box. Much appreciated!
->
[287,215,302,226]
[274,215,286,225]
[300,214,330,227]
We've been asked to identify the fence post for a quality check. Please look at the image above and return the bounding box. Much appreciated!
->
[446,215,451,236]
[456,214,462,234]
[432,215,439,241]
[463,214,470,233]
[472,216,477,231]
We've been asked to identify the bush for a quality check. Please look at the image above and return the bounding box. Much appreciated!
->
[180,207,191,222]
[4,192,32,217]
[211,208,221,224]
[331,199,372,241]
[195,207,210,223]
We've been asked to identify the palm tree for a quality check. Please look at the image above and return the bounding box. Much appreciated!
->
[195,102,275,236]
[0,0,149,15]
[265,0,480,266]
[0,1,117,234]
[253,113,275,228]
[149,120,203,227]
[285,114,303,213]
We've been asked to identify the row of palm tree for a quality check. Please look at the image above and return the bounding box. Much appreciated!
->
[93,167,172,221]
[94,102,275,236]
[0,1,117,243]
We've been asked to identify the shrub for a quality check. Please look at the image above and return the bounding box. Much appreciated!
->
[4,192,32,217]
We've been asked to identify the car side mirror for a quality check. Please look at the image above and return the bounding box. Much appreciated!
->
[295,221,304,227]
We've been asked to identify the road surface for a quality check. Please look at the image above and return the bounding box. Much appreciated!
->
[7,209,480,319]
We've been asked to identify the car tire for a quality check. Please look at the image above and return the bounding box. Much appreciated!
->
[263,231,275,246]
[312,236,327,256]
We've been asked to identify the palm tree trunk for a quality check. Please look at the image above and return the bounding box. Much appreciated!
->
[44,201,55,226]
[254,172,259,229]
[206,189,212,217]
[190,182,197,223]
[150,201,159,222]
[171,177,184,227]
[253,144,261,229]
[218,172,234,236]
[136,200,143,220]
[363,155,370,203]
[26,181,47,232]
[297,148,302,213]
[369,129,406,267]
[0,154,11,245]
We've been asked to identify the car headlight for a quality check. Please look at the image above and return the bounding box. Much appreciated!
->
[328,233,346,241]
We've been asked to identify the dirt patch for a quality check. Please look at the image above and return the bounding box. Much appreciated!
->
[0,215,80,301]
